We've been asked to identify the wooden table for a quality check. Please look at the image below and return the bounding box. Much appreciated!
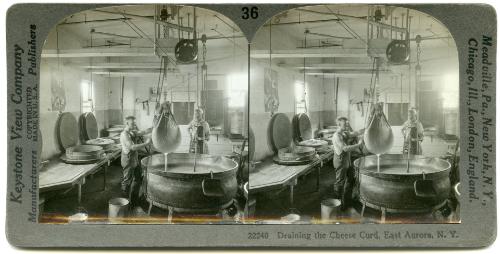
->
[39,149,121,204]
[210,127,223,142]
[249,150,334,207]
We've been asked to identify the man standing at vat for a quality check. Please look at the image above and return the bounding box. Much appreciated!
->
[120,116,152,206]
[332,116,364,210]
[401,108,424,155]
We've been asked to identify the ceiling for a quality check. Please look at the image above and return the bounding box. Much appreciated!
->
[53,5,245,49]
[263,5,455,48]
[42,4,248,77]
[41,4,458,78]
[250,4,458,78]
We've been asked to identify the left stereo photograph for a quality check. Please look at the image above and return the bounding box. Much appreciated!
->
[38,4,250,224]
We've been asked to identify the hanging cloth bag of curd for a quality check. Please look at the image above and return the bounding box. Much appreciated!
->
[363,103,394,154]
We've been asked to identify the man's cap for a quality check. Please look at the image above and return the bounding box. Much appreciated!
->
[125,116,136,121]
[336,116,348,122]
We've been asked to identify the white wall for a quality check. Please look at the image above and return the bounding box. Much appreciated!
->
[39,58,111,160]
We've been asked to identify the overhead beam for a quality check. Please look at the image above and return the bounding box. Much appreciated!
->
[251,38,390,59]
[91,29,140,39]
[41,48,170,58]
[43,46,244,60]
[93,10,194,33]
[264,18,342,27]
[92,71,168,77]
[306,72,397,78]
[79,55,237,69]
[81,62,161,69]
[306,70,392,75]
[280,63,376,70]
[250,48,379,58]
[296,8,407,33]
[92,70,226,77]
[60,17,130,26]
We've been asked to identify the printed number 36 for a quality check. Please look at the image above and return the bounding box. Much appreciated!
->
[242,6,258,19]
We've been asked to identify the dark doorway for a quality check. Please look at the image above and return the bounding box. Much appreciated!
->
[418,91,443,129]
[201,90,224,127]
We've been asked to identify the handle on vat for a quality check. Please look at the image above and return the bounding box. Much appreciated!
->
[414,170,438,198]
[201,171,225,197]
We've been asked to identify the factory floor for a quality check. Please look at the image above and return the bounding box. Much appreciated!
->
[40,160,143,222]
[40,158,246,224]
[41,134,244,223]
[40,135,457,224]
[252,159,459,224]
[41,158,458,224]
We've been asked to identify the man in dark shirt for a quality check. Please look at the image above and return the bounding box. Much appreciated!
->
[331,116,364,210]
[120,116,151,205]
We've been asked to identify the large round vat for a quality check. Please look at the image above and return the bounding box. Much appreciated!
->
[354,154,451,213]
[141,153,238,212]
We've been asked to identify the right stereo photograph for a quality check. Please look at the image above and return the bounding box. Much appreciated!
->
[248,4,460,224]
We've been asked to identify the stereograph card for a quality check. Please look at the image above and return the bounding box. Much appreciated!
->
[5,2,497,248]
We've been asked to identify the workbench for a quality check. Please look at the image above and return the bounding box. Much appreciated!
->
[249,150,334,207]
[39,149,121,204]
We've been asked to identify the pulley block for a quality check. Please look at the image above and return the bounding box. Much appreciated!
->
[175,39,198,64]
[386,39,410,64]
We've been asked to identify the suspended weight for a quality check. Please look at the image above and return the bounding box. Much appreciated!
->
[386,40,410,64]
[363,103,394,154]
[174,39,198,64]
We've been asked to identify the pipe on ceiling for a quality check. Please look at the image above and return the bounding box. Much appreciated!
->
[93,9,194,33]
[60,17,130,25]
[91,29,140,39]
[264,18,341,27]
[297,8,407,33]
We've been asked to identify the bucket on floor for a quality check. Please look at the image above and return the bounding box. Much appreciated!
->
[321,198,341,222]
[108,197,129,222]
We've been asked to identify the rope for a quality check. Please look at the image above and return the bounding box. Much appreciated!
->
[269,21,272,70]
[201,38,208,110]
[268,21,273,116]
[121,15,176,66]
[324,6,364,42]
[415,36,422,108]
[303,31,308,114]
[90,31,94,112]
[363,58,377,128]
[155,57,165,105]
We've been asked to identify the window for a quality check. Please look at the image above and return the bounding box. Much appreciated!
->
[81,80,94,113]
[442,73,459,109]
[295,81,307,114]
[227,73,247,108]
